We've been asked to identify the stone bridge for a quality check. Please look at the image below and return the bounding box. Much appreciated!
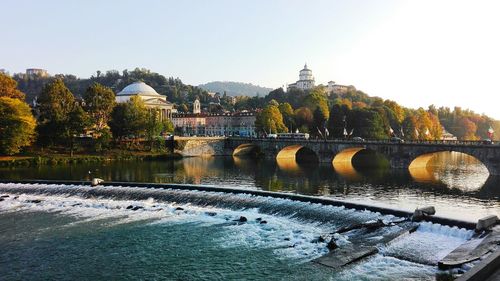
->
[171,137,500,176]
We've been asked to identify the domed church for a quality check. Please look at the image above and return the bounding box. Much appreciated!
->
[287,64,315,91]
[116,81,174,120]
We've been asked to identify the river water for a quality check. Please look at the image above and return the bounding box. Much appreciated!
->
[0,152,498,280]
[0,152,498,221]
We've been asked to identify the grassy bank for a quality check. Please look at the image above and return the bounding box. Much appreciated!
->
[0,151,183,167]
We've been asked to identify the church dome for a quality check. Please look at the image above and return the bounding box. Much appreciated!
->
[117,81,160,96]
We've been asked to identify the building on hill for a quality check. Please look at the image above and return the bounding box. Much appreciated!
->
[287,64,353,95]
[116,81,174,120]
[326,81,354,95]
[26,68,49,78]
[287,64,315,91]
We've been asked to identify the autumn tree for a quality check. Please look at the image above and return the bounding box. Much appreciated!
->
[294,107,313,133]
[0,97,37,155]
[278,102,295,131]
[0,73,25,100]
[255,104,287,134]
[83,83,115,132]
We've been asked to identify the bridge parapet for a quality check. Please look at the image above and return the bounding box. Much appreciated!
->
[226,137,500,176]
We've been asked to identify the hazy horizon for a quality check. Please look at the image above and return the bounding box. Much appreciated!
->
[2,0,500,118]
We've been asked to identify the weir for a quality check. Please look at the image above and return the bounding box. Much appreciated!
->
[1,179,499,280]
[0,179,476,228]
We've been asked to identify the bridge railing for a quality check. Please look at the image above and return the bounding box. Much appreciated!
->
[227,137,498,146]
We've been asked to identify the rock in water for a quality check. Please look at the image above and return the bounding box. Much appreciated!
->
[175,207,184,211]
[234,216,247,223]
[327,239,338,251]
[26,199,42,204]
[126,205,134,210]
[259,220,267,224]
[131,206,144,211]
[205,212,217,216]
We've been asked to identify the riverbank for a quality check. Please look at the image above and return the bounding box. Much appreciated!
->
[0,151,182,167]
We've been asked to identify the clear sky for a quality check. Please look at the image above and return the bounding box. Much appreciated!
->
[2,0,499,119]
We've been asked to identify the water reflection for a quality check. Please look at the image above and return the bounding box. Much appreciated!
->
[409,152,489,192]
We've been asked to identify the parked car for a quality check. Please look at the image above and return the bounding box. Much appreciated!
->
[390,137,405,143]
[352,136,365,142]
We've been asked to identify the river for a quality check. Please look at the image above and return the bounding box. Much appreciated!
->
[0,152,498,280]
[0,152,498,221]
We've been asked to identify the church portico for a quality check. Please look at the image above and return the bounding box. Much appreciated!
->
[116,81,174,121]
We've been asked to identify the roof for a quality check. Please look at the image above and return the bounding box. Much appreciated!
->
[117,81,160,96]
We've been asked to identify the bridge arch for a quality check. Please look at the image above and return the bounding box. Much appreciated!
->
[232,143,261,157]
[276,145,319,163]
[333,147,390,169]
[409,150,488,173]
[408,151,489,189]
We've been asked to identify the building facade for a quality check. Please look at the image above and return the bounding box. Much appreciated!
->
[326,81,353,95]
[287,64,315,91]
[116,81,174,121]
[26,68,49,78]
[173,111,256,137]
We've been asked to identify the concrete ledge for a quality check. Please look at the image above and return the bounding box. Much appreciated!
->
[0,179,477,229]
[456,249,500,281]
[476,215,499,232]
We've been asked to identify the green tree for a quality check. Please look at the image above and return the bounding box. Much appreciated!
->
[0,73,25,100]
[327,103,350,138]
[109,96,147,139]
[348,108,387,139]
[255,104,287,134]
[0,97,36,155]
[37,79,89,150]
[83,83,115,132]
[278,102,295,131]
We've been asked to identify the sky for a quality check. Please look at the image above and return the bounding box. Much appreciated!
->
[2,0,500,119]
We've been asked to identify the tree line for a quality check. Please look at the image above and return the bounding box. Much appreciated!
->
[254,86,499,141]
[0,73,173,155]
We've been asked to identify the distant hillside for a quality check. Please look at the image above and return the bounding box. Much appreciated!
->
[198,81,273,97]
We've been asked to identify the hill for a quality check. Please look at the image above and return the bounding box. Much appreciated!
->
[198,81,273,97]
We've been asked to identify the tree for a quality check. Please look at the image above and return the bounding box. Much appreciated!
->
[0,97,36,155]
[255,104,287,134]
[83,83,115,132]
[278,102,295,131]
[0,73,25,100]
[348,108,387,139]
[327,103,350,138]
[294,107,313,133]
[37,79,89,150]
[109,96,147,139]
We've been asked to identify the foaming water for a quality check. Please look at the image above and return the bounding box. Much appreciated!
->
[0,183,476,280]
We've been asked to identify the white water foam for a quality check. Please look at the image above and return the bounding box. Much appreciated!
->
[381,222,473,265]
[0,182,476,276]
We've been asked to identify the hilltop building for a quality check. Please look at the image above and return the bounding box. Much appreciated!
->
[116,81,174,120]
[287,64,353,95]
[26,68,49,78]
[326,81,354,95]
[287,64,315,91]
